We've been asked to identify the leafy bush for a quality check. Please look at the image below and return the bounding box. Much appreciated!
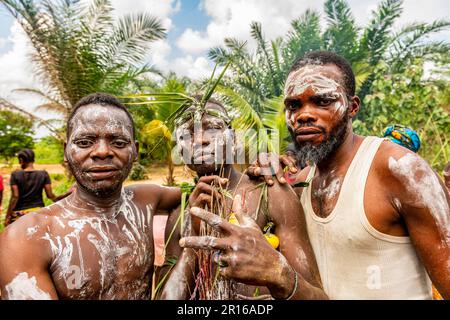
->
[354,60,450,172]
[129,163,148,181]
[34,136,64,164]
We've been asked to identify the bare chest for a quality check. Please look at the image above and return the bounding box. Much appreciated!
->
[310,174,344,219]
[44,210,154,299]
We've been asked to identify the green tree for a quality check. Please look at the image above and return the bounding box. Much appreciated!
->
[0,109,34,163]
[1,0,166,127]
[34,135,64,164]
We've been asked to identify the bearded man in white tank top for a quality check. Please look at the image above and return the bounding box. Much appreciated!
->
[248,51,450,299]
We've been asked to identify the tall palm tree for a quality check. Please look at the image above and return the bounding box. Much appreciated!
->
[209,0,449,151]
[1,0,166,133]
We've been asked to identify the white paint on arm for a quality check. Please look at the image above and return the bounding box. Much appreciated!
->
[26,226,39,238]
[5,272,52,300]
[388,153,450,245]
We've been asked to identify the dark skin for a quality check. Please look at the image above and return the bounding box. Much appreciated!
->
[159,103,326,300]
[248,63,450,299]
[0,104,181,299]
[444,163,450,194]
[5,160,71,226]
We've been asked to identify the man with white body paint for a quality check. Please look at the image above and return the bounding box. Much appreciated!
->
[0,93,181,299]
[158,100,325,300]
[246,51,450,299]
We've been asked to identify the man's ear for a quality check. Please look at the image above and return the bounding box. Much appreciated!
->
[63,142,68,164]
[348,95,360,118]
[134,141,140,162]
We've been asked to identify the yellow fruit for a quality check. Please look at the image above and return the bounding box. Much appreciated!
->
[228,213,240,225]
[265,233,280,249]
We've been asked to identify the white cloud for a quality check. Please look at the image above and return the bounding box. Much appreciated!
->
[171,55,213,80]
[0,37,9,49]
[0,22,58,138]
[110,0,181,31]
[177,0,323,55]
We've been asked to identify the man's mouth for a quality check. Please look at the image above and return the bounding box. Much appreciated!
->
[295,127,323,141]
[193,153,215,163]
[85,166,119,179]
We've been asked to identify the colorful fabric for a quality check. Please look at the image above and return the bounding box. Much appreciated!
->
[383,125,421,153]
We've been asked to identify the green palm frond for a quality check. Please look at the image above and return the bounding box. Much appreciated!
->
[282,9,322,72]
[261,96,291,153]
[1,0,167,119]
[323,0,360,62]
[108,12,166,65]
[357,0,403,100]
[388,20,450,71]
[359,0,403,65]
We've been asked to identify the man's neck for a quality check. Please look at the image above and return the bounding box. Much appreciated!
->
[67,184,124,216]
[316,129,358,174]
[22,163,34,170]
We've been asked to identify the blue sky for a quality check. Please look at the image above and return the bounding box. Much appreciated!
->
[0,0,449,137]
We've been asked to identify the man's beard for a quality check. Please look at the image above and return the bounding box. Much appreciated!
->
[67,161,131,198]
[288,113,350,168]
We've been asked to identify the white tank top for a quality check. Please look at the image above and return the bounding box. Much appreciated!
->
[300,136,432,299]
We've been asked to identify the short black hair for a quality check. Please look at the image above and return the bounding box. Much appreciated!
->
[18,148,35,163]
[67,92,135,139]
[288,51,356,96]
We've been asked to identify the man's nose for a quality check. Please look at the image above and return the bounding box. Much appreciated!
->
[296,104,318,126]
[91,140,113,159]
[193,131,209,148]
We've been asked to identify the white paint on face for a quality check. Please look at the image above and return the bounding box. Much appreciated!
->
[70,105,133,142]
[26,226,39,238]
[5,272,51,300]
[388,153,450,245]
[285,67,340,97]
[284,65,349,118]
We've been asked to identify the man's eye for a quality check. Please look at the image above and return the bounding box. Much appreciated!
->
[285,100,301,111]
[317,98,335,106]
[75,140,93,148]
[112,140,128,148]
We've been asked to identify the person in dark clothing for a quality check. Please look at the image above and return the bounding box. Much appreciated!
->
[4,149,71,226]
[0,173,4,217]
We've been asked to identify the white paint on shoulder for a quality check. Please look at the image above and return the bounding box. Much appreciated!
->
[26,226,39,238]
[388,153,450,244]
[5,272,51,300]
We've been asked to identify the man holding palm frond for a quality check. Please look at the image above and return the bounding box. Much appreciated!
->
[158,98,326,300]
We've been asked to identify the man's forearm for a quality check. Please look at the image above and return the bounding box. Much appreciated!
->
[5,196,18,226]
[268,259,328,300]
[159,248,197,300]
